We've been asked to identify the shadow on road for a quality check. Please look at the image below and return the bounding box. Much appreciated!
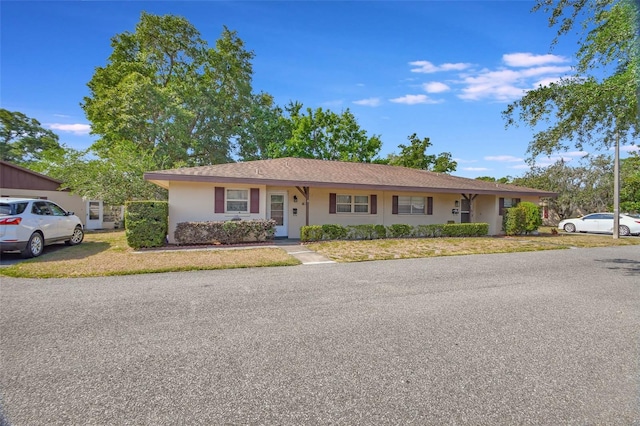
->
[596,258,640,277]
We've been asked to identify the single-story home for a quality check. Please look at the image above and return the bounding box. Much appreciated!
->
[145,157,556,242]
[0,160,122,230]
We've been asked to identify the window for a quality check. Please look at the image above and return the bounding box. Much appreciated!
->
[398,196,425,214]
[47,202,67,216]
[226,189,248,212]
[499,197,521,215]
[392,196,433,215]
[336,194,369,214]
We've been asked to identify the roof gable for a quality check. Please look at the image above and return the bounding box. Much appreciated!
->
[0,160,65,192]
[144,157,555,197]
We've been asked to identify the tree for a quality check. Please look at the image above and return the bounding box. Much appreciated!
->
[30,141,166,206]
[476,176,512,184]
[82,13,255,168]
[269,102,382,162]
[386,133,457,173]
[503,0,638,158]
[235,93,291,161]
[620,153,640,213]
[0,109,63,165]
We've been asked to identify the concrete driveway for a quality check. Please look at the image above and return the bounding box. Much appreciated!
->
[1,246,638,425]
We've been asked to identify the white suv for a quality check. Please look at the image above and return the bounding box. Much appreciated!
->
[0,198,84,258]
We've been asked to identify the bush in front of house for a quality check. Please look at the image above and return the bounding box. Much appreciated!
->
[300,223,489,242]
[125,201,169,249]
[174,219,276,245]
[503,202,542,236]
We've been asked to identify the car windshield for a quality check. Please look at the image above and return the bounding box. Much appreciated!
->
[625,213,640,219]
[0,202,28,215]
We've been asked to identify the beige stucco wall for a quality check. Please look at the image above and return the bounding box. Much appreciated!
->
[166,181,544,241]
[0,188,87,225]
[167,181,267,243]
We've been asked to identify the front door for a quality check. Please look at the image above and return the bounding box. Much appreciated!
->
[460,198,471,223]
[86,200,103,230]
[267,192,288,237]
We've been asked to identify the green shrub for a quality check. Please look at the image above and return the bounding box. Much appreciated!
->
[125,201,168,249]
[374,224,387,239]
[346,224,381,240]
[174,220,276,245]
[503,202,541,235]
[300,225,323,242]
[321,224,348,240]
[414,224,444,237]
[388,224,413,238]
[443,223,488,237]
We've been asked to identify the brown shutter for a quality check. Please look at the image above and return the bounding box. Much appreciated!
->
[329,193,336,214]
[499,197,505,216]
[427,197,433,215]
[515,198,521,206]
[392,196,398,214]
[215,187,225,213]
[250,188,260,214]
[370,194,377,214]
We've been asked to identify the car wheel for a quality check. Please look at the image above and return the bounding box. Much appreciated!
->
[22,232,44,258]
[619,225,630,236]
[563,223,576,233]
[66,226,84,246]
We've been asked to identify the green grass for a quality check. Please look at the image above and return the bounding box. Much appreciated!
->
[0,230,300,279]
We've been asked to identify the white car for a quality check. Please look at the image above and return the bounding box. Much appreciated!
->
[0,198,84,258]
[558,213,640,236]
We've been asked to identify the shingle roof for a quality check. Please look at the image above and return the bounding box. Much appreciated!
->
[144,157,556,197]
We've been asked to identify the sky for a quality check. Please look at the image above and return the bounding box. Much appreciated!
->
[1,0,637,179]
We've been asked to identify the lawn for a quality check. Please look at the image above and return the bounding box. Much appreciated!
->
[1,228,638,279]
[306,229,640,262]
[0,230,300,279]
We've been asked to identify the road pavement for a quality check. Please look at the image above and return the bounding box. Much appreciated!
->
[1,246,639,425]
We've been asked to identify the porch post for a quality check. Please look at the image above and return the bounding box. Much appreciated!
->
[295,186,310,226]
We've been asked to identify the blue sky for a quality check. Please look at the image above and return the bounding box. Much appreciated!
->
[2,1,636,179]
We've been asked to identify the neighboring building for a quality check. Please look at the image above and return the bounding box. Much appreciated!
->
[0,160,120,230]
[145,157,556,242]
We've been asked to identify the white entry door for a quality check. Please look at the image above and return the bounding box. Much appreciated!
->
[267,192,288,237]
[86,200,103,230]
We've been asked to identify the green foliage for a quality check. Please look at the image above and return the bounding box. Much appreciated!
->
[442,223,489,237]
[321,224,348,240]
[174,219,276,245]
[300,223,489,241]
[265,102,382,162]
[621,153,640,213]
[29,140,166,205]
[386,133,457,173]
[387,224,414,238]
[0,109,63,165]
[84,14,255,168]
[502,202,542,236]
[504,0,639,158]
[346,224,387,240]
[300,225,323,242]
[125,201,168,249]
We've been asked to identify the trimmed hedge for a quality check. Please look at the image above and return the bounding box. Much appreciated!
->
[174,219,276,245]
[300,222,489,242]
[125,201,169,249]
[502,202,542,236]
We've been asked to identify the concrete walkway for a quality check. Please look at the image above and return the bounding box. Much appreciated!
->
[272,239,336,265]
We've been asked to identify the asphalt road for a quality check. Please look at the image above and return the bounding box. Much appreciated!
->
[1,246,639,425]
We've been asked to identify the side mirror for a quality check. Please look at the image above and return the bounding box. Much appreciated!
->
[67,211,75,216]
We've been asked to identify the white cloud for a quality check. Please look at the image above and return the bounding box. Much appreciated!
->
[453,158,478,164]
[503,52,570,67]
[48,123,91,135]
[457,65,572,102]
[353,97,381,107]
[423,82,450,93]
[620,145,639,153]
[462,167,490,171]
[389,94,442,105]
[508,164,531,170]
[409,60,472,74]
[484,155,524,162]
